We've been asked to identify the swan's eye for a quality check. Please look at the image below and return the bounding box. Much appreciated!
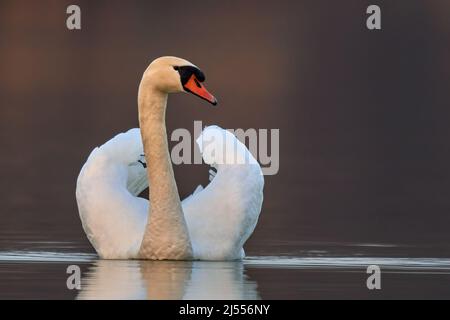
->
[173,66,179,71]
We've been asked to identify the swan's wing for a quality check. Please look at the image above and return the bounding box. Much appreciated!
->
[182,166,263,260]
[182,126,264,260]
[76,128,149,259]
[127,154,148,196]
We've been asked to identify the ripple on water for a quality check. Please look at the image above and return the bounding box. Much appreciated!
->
[0,251,96,263]
[1,251,450,273]
[244,256,450,272]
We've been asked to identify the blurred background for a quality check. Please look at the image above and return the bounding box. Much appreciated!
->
[1,0,450,255]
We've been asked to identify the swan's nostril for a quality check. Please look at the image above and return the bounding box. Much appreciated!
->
[194,78,202,88]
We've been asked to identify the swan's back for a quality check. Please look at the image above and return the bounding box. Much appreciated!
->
[76,129,148,259]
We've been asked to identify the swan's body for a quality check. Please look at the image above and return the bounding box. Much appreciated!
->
[76,56,264,260]
[76,127,264,260]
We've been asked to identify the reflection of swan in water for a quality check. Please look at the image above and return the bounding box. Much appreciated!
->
[77,260,259,300]
[183,262,259,300]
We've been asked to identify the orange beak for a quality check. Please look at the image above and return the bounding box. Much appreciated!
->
[183,74,218,106]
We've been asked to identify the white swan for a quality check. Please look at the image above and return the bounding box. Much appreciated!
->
[76,57,264,260]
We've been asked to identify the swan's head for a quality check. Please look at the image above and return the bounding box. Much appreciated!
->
[142,56,217,105]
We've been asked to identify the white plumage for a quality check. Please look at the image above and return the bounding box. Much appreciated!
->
[76,126,264,260]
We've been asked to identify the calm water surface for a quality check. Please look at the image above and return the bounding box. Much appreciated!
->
[1,234,450,299]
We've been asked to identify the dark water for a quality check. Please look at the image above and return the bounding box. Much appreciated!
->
[1,235,450,299]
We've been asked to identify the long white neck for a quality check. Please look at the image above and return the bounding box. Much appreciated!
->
[137,76,193,260]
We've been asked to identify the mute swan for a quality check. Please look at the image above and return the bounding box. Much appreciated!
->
[76,57,264,260]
